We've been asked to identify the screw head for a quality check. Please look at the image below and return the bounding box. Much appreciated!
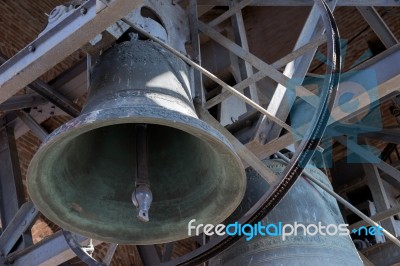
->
[28,45,35,52]
[80,7,87,15]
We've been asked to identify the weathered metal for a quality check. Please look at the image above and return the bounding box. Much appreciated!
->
[26,40,246,244]
[210,159,363,266]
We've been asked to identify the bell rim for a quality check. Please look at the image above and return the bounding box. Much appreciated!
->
[27,106,246,244]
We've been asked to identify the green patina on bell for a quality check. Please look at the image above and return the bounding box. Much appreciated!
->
[27,40,246,244]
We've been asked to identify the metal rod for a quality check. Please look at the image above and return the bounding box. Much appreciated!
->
[121,18,293,133]
[276,152,400,248]
[132,124,152,222]
[135,124,149,184]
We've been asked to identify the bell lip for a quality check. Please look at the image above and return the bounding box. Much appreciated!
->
[27,106,246,245]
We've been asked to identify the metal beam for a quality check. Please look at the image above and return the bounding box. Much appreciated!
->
[0,94,47,112]
[188,0,204,103]
[363,163,397,235]
[161,243,174,263]
[102,243,118,265]
[0,202,39,257]
[363,239,400,266]
[6,231,102,266]
[336,137,400,191]
[246,44,400,163]
[358,252,375,266]
[208,0,252,28]
[0,126,25,228]
[15,110,49,142]
[0,51,80,117]
[230,0,259,103]
[349,206,400,231]
[137,245,162,265]
[7,60,87,139]
[206,35,326,108]
[357,6,399,49]
[197,0,400,6]
[198,21,318,108]
[26,80,81,118]
[0,0,144,105]
[264,0,338,141]
[334,124,400,145]
[360,128,400,144]
[0,125,32,253]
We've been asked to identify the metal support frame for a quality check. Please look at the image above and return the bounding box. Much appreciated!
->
[363,163,397,236]
[0,1,399,265]
[0,126,25,227]
[102,243,118,265]
[6,231,102,266]
[15,110,49,142]
[245,44,400,163]
[160,243,174,262]
[357,6,399,49]
[25,80,81,118]
[0,94,47,112]
[188,0,205,103]
[229,0,259,103]
[349,206,400,231]
[137,245,162,265]
[205,35,326,109]
[335,124,400,144]
[0,202,39,258]
[0,125,33,255]
[0,0,145,105]
[261,0,338,142]
[1,49,79,116]
[336,137,400,190]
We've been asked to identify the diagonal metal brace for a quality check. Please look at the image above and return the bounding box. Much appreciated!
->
[0,202,39,257]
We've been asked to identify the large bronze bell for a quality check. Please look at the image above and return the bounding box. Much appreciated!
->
[211,159,362,266]
[27,40,246,244]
